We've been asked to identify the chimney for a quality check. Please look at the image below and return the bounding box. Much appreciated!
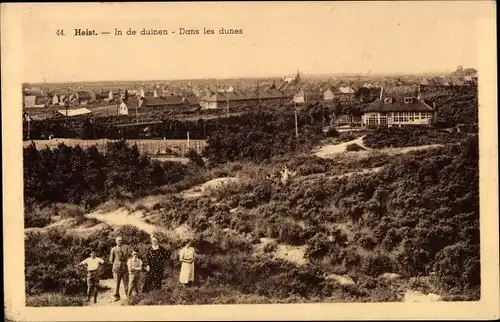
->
[379,86,384,100]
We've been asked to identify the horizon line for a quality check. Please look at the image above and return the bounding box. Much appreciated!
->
[24,69,467,85]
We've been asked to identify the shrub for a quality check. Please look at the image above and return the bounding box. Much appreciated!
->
[185,149,205,168]
[305,233,334,259]
[24,207,52,228]
[345,143,366,152]
[433,243,480,292]
[360,252,395,277]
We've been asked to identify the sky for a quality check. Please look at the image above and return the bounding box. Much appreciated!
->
[12,1,494,83]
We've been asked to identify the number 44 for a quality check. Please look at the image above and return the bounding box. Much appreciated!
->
[56,29,65,36]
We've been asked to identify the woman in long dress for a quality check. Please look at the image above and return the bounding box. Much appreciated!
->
[142,235,170,293]
[179,240,195,286]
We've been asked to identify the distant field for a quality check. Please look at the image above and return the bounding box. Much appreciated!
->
[24,138,207,155]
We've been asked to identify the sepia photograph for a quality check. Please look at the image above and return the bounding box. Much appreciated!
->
[2,1,499,321]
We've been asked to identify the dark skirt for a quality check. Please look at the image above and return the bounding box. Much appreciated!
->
[142,268,164,293]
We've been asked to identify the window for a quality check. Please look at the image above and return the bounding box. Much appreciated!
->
[366,113,379,125]
[380,115,388,125]
[404,97,414,104]
[421,112,432,119]
[384,97,393,104]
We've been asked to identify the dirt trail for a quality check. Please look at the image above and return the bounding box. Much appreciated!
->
[82,178,240,235]
[85,208,158,235]
[88,279,128,306]
[24,218,78,234]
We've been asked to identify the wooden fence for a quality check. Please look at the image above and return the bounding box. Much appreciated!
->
[24,138,207,156]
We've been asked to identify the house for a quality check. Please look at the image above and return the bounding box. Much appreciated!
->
[141,95,184,109]
[163,95,184,107]
[419,78,432,86]
[204,92,228,109]
[201,88,294,109]
[335,114,363,125]
[58,94,69,106]
[118,101,129,115]
[198,90,215,109]
[182,96,199,106]
[451,66,478,83]
[361,85,436,127]
[119,97,141,115]
[323,86,356,102]
[23,95,45,108]
[24,96,37,108]
[450,79,465,86]
[293,89,322,104]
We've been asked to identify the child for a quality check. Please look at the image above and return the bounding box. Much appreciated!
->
[127,250,143,298]
[79,251,105,303]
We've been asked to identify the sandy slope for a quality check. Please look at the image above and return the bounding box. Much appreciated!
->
[86,209,158,235]
[403,290,442,302]
[182,177,240,199]
[314,136,443,159]
[314,136,368,158]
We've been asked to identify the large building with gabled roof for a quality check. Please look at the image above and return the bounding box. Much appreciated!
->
[361,85,436,127]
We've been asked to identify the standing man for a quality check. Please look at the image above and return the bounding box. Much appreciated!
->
[109,236,131,301]
[78,250,105,303]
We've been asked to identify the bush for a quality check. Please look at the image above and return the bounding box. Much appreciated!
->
[433,243,480,292]
[24,207,52,228]
[25,229,117,295]
[185,149,205,168]
[363,127,466,149]
[345,143,366,152]
[305,233,334,259]
[23,141,192,210]
[360,252,395,276]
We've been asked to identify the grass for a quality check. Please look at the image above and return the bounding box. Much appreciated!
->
[26,293,88,307]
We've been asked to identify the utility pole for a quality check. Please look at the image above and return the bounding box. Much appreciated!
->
[322,104,325,128]
[294,102,299,138]
[65,101,69,130]
[27,115,31,140]
[187,131,190,150]
[226,100,229,117]
[257,80,260,105]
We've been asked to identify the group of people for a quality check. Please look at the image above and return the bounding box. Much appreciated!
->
[78,235,196,303]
